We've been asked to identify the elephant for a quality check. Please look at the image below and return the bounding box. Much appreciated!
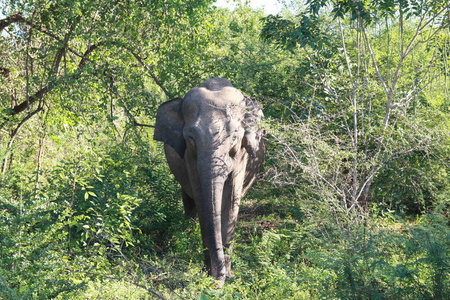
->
[153,77,266,285]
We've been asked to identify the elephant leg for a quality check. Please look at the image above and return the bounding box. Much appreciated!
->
[224,244,234,279]
[222,219,238,279]
[221,177,243,279]
[203,248,211,274]
[190,187,213,276]
[221,204,236,280]
[182,190,196,219]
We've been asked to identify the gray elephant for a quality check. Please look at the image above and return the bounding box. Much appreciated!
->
[153,77,266,285]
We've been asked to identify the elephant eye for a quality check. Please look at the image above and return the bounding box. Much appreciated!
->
[184,127,199,149]
[229,134,240,157]
[185,134,195,149]
[231,133,239,145]
[187,136,196,149]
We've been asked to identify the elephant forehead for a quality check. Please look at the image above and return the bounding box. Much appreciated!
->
[183,86,244,110]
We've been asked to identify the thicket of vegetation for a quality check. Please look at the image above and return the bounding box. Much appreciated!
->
[1,0,449,299]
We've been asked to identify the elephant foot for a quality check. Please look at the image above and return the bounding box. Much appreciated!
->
[225,271,233,279]
[209,263,227,287]
[214,278,225,289]
[213,273,233,289]
[225,255,232,279]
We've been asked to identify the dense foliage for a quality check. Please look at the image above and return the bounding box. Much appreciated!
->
[1,0,449,299]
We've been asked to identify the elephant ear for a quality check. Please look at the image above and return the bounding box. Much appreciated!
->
[154,97,186,158]
[242,96,264,158]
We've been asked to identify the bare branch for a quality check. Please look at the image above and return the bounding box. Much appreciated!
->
[360,21,389,98]
[400,46,441,105]
[403,5,449,58]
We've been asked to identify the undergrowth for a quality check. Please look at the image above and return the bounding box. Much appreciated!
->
[26,197,448,300]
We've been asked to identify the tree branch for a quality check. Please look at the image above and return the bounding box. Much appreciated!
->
[12,86,49,115]
[126,48,173,99]
[360,21,389,98]
[76,44,100,70]
[0,13,25,32]
[122,102,155,128]
[11,39,67,115]
[10,36,96,116]
[2,107,43,173]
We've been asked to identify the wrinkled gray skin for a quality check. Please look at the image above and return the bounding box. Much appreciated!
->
[154,78,266,285]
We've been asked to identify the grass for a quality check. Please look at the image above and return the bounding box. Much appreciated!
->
[5,196,449,300]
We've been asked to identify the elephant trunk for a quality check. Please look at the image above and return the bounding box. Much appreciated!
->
[197,157,229,281]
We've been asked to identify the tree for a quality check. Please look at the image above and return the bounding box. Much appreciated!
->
[0,0,214,173]
[261,0,450,211]
[0,0,215,297]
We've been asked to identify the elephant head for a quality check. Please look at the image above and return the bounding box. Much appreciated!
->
[154,77,266,285]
